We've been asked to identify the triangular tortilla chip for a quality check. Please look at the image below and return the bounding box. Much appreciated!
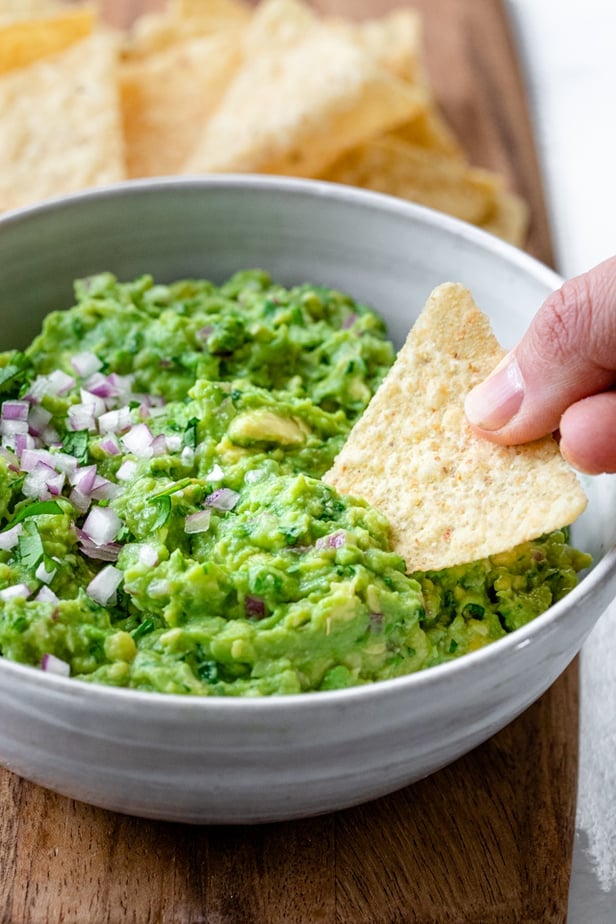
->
[324,283,587,572]
[479,188,529,247]
[0,34,125,213]
[0,4,94,75]
[120,30,242,178]
[0,0,63,20]
[391,105,465,160]
[185,27,423,177]
[329,7,425,87]
[322,136,503,226]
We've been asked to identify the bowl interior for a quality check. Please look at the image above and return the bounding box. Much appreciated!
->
[0,176,613,574]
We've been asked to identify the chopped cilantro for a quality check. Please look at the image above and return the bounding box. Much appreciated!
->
[149,495,172,530]
[131,618,155,641]
[0,351,30,396]
[16,521,45,571]
[181,418,199,450]
[4,500,64,530]
[148,478,192,500]
[61,430,89,464]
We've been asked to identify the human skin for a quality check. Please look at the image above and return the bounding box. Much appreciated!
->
[464,256,616,474]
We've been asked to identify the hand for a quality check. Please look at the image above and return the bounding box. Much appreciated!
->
[464,256,616,474]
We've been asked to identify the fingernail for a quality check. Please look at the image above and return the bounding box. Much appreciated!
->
[464,353,525,430]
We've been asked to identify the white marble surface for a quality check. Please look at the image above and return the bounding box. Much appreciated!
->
[505,1,616,918]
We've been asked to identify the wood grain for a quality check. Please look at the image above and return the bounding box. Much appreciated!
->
[0,2,575,923]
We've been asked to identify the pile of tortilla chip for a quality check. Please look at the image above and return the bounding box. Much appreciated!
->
[0,0,528,245]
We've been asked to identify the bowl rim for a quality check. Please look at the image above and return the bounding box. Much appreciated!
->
[0,173,613,712]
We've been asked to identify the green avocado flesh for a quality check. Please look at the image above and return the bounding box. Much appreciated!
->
[0,271,590,695]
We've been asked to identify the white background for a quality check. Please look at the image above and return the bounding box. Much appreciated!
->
[505,2,616,918]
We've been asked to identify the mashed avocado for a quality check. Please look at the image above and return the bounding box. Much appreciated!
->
[0,271,590,695]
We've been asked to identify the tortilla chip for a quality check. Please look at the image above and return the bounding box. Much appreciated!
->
[480,188,529,247]
[391,105,465,160]
[330,7,425,87]
[0,5,94,75]
[244,0,317,49]
[120,30,242,178]
[0,34,125,213]
[125,0,248,58]
[324,283,587,572]
[322,137,502,226]
[172,0,251,27]
[185,28,423,177]
[0,0,64,20]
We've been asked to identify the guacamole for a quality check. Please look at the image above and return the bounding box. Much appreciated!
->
[0,271,590,695]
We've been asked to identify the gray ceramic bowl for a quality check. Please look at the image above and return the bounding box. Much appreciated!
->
[0,176,614,823]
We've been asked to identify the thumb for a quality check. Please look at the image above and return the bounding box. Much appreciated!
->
[464,256,616,470]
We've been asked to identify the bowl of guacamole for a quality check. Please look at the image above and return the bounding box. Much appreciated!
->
[0,176,613,823]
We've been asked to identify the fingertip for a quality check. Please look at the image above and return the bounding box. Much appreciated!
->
[559,394,616,475]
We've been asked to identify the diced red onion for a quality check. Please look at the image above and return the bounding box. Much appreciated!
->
[23,462,65,500]
[184,509,211,535]
[180,447,194,467]
[70,464,97,494]
[67,404,97,433]
[71,352,102,378]
[25,375,49,403]
[121,423,154,457]
[0,523,22,551]
[89,476,122,501]
[1,400,29,421]
[47,451,78,476]
[116,459,138,482]
[47,370,75,395]
[165,434,182,453]
[0,418,28,437]
[41,425,61,447]
[26,405,52,438]
[69,488,92,514]
[41,652,70,676]
[106,373,135,402]
[205,488,239,512]
[205,463,224,482]
[35,560,57,584]
[36,586,59,604]
[245,595,266,619]
[14,432,36,457]
[19,448,52,472]
[86,564,123,605]
[342,313,358,330]
[85,371,118,398]
[138,544,159,567]
[369,612,384,632]
[76,530,120,561]
[0,583,31,601]
[244,468,266,484]
[98,434,120,456]
[150,434,167,457]
[198,325,214,340]
[79,388,106,417]
[149,579,171,598]
[98,406,133,434]
[315,531,346,550]
[81,506,121,546]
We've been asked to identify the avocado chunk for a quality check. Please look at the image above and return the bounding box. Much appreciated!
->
[228,409,310,447]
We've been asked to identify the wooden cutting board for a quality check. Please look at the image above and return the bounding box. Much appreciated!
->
[0,2,577,922]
